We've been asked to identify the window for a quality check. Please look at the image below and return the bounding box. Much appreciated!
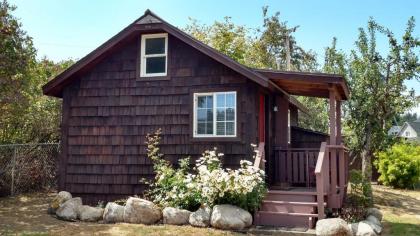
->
[406,131,410,137]
[140,33,168,77]
[193,92,237,137]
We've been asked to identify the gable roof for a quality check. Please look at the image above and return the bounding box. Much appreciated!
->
[42,9,281,98]
[398,121,420,137]
[407,121,420,136]
[42,9,349,105]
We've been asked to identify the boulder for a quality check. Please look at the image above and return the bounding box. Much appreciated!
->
[364,216,382,235]
[210,204,252,230]
[103,202,124,223]
[349,222,377,236]
[48,191,72,214]
[366,208,382,221]
[316,218,352,236]
[163,207,191,225]
[77,205,104,222]
[189,206,211,227]
[123,197,162,224]
[56,197,82,221]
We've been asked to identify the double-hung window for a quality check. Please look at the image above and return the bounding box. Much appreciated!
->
[193,92,237,137]
[140,33,168,77]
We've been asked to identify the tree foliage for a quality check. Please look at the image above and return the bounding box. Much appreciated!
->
[0,0,74,144]
[346,17,419,180]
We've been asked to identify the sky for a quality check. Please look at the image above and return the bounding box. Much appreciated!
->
[10,0,420,114]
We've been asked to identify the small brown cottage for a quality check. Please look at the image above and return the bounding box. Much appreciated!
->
[43,10,350,228]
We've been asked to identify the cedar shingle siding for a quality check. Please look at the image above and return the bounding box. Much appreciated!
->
[62,34,260,203]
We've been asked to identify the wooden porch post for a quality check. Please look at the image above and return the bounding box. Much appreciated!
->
[328,88,338,207]
[329,88,336,145]
[336,100,342,144]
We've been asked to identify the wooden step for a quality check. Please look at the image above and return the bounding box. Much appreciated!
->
[255,210,318,228]
[260,200,323,215]
[257,211,318,217]
[267,189,327,195]
[262,200,325,206]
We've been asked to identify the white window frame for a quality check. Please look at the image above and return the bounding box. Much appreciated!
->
[193,91,237,138]
[140,33,168,77]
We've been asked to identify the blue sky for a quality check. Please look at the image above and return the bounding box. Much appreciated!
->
[10,0,420,114]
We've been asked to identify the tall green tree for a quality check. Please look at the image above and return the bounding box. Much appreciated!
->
[0,0,36,143]
[0,0,74,143]
[185,17,251,65]
[346,17,419,180]
[252,6,318,71]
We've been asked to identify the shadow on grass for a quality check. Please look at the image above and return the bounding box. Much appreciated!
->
[373,186,420,216]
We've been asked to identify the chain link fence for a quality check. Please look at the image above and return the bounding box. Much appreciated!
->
[0,143,60,197]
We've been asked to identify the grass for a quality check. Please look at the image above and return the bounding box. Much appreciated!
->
[372,184,420,236]
[1,186,419,235]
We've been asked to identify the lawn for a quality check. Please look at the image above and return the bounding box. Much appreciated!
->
[1,186,419,235]
[0,192,240,236]
[372,184,420,236]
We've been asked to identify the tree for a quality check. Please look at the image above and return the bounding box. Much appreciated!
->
[395,112,418,124]
[298,37,348,133]
[346,17,419,181]
[185,17,251,65]
[254,6,318,71]
[0,0,36,143]
[0,0,74,143]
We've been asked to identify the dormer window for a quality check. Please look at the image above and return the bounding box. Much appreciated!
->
[140,33,168,77]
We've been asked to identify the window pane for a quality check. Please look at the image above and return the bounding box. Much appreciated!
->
[226,93,235,107]
[197,96,206,108]
[197,122,205,134]
[197,109,207,122]
[216,122,225,135]
[206,96,213,108]
[226,122,234,135]
[206,122,213,134]
[146,56,166,74]
[145,37,165,54]
[226,108,235,121]
[216,94,225,108]
[216,108,225,121]
[207,109,213,121]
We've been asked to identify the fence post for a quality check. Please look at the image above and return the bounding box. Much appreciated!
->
[11,147,17,196]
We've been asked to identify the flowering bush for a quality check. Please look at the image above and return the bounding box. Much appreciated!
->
[142,129,201,211]
[187,148,267,211]
[143,129,267,212]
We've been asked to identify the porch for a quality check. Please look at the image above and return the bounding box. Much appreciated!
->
[253,70,350,228]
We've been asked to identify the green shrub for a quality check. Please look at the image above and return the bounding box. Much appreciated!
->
[375,142,420,189]
[340,170,372,222]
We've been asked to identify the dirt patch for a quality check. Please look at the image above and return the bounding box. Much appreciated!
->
[372,184,420,236]
[0,192,238,235]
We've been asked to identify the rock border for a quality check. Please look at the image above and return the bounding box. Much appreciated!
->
[49,191,253,231]
[315,207,383,236]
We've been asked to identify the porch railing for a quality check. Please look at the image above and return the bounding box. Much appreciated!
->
[272,147,320,187]
[272,142,349,219]
[253,142,265,171]
[315,142,349,219]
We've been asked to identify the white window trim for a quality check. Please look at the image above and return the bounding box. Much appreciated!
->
[193,91,237,138]
[140,33,168,77]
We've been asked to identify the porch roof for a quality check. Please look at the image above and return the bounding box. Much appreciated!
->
[254,69,350,100]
